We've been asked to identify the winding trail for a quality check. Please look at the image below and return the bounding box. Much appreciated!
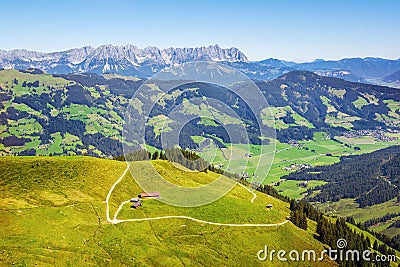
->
[105,162,130,222]
[237,182,257,203]
[105,161,288,227]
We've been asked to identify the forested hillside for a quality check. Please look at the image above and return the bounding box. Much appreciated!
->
[1,69,400,157]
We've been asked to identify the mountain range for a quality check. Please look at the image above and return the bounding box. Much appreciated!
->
[0,45,247,77]
[1,44,400,86]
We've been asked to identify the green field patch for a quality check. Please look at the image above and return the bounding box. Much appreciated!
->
[276,180,327,200]
[158,88,198,107]
[0,124,7,134]
[61,104,121,138]
[62,104,107,120]
[198,117,219,126]
[320,95,337,113]
[262,106,314,129]
[103,73,141,81]
[381,225,400,238]
[191,135,206,144]
[85,113,121,138]
[261,106,287,129]
[360,92,379,105]
[7,118,42,137]
[291,112,315,128]
[12,103,43,118]
[48,132,64,155]
[316,198,400,225]
[325,112,360,128]
[385,99,400,112]
[129,98,144,114]
[181,100,242,126]
[328,88,346,98]
[353,96,369,109]
[0,70,70,97]
[146,114,174,137]
[85,86,101,99]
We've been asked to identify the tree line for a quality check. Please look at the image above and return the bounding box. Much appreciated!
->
[363,213,400,228]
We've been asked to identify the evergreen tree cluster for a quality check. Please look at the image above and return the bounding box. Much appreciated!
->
[256,185,290,203]
[289,207,308,230]
[388,220,400,229]
[283,146,400,207]
[164,148,210,172]
[316,217,395,267]
[345,217,400,254]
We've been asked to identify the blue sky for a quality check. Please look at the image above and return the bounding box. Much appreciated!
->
[1,0,399,62]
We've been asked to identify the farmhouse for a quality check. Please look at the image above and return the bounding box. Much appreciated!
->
[131,201,142,209]
[139,192,161,199]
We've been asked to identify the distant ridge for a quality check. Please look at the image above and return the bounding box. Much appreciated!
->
[0,44,248,77]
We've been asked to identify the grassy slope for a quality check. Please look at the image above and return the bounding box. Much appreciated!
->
[0,156,335,266]
[317,198,400,238]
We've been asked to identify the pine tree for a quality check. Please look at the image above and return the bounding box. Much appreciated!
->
[152,151,159,160]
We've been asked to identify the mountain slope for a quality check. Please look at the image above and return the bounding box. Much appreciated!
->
[0,156,335,266]
[296,57,400,79]
[1,69,400,157]
[258,71,400,132]
[384,70,400,84]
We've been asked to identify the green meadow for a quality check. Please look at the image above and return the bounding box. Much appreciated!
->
[0,156,335,266]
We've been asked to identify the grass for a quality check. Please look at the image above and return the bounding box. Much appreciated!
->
[320,96,337,113]
[353,96,369,110]
[275,180,327,200]
[61,104,122,139]
[0,156,336,266]
[204,133,399,199]
[7,118,42,137]
[0,70,72,97]
[325,113,360,129]
[146,114,173,137]
[261,106,314,129]
[181,100,243,126]
[316,198,400,239]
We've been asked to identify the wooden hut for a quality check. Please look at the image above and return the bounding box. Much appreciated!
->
[265,204,273,211]
[139,192,161,199]
[131,201,142,209]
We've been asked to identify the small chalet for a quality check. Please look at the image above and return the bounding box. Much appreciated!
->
[131,201,142,209]
[265,204,273,211]
[130,198,140,202]
[139,192,161,199]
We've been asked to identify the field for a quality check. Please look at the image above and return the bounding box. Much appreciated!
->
[315,198,400,238]
[0,156,336,266]
[193,131,400,199]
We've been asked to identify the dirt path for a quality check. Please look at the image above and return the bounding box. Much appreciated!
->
[105,162,130,222]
